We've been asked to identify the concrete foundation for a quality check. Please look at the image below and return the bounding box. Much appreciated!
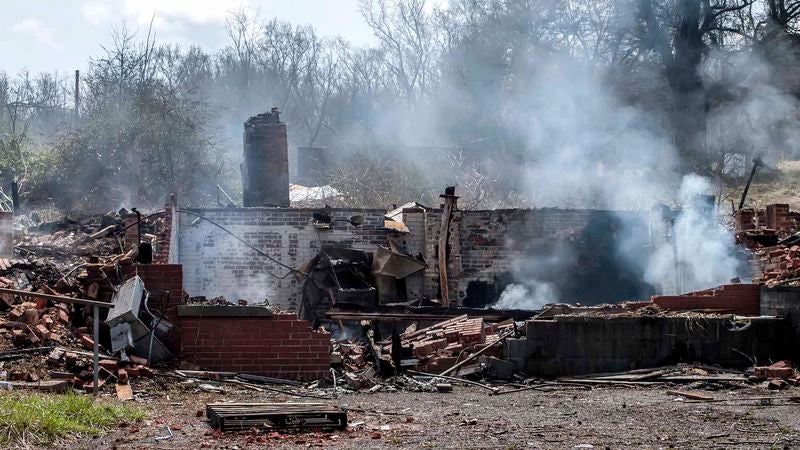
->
[505,315,789,377]
[761,286,800,360]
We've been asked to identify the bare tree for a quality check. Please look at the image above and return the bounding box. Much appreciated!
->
[359,0,440,100]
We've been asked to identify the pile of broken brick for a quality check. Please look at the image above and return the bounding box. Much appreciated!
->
[0,212,169,394]
[735,204,800,287]
[328,315,518,392]
[755,360,800,390]
[0,293,156,393]
[382,315,513,375]
[752,245,800,287]
[331,315,515,389]
[15,209,167,263]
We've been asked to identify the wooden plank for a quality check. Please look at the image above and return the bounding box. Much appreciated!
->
[0,287,113,309]
[116,383,134,401]
[666,390,714,401]
[10,380,69,393]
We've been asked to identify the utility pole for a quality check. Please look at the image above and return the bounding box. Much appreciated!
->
[74,70,80,121]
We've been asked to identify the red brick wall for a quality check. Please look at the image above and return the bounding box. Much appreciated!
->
[154,195,177,263]
[767,204,790,231]
[652,284,760,316]
[734,209,755,231]
[126,264,184,325]
[153,209,172,263]
[180,314,331,380]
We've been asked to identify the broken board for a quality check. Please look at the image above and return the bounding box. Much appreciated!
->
[206,403,347,431]
[10,380,68,393]
[116,383,133,401]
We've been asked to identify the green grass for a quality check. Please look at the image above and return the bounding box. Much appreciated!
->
[0,392,145,446]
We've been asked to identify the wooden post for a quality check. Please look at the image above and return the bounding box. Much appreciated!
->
[437,187,459,308]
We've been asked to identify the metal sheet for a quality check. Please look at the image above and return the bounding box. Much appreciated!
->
[372,246,426,279]
[106,276,145,327]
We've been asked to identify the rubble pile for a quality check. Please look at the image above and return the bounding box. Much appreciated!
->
[0,291,155,392]
[733,204,800,286]
[382,315,512,375]
[754,360,800,390]
[0,258,63,291]
[752,245,800,286]
[334,341,370,373]
[15,210,167,265]
[0,211,172,395]
[76,261,136,303]
[6,210,170,303]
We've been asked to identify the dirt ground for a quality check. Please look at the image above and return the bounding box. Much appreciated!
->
[72,381,800,449]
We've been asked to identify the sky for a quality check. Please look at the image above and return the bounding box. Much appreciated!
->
[1,0,377,75]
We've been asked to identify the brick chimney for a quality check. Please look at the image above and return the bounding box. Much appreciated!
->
[242,107,290,207]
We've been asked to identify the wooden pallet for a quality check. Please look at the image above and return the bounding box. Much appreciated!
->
[206,403,347,431]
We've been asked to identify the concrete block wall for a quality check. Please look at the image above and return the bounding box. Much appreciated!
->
[506,315,789,377]
[177,208,390,309]
[177,205,646,307]
[0,212,12,258]
[180,314,331,380]
[760,286,800,361]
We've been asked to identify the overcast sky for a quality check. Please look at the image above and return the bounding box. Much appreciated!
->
[1,0,379,76]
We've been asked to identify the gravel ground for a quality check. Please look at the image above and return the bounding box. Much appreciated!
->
[73,381,800,449]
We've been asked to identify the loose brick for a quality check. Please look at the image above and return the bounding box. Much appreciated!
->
[79,335,95,350]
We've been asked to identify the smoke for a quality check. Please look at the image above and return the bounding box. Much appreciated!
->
[494,282,556,310]
[706,49,800,163]
[510,56,679,210]
[644,174,740,293]
[486,48,766,308]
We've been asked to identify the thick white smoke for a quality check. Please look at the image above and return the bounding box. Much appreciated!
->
[494,282,556,310]
[489,52,766,309]
[644,174,740,294]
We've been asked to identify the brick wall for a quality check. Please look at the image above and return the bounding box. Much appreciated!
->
[423,208,646,303]
[735,209,755,231]
[129,264,184,325]
[177,205,648,308]
[180,314,330,380]
[154,195,178,264]
[652,284,760,316]
[119,263,184,352]
[0,212,12,258]
[177,208,390,309]
[402,208,427,299]
[767,204,791,231]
